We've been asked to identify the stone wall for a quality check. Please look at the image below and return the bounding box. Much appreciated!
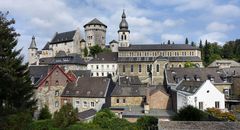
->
[111,96,144,107]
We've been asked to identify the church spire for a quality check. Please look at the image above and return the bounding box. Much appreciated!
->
[119,10,129,32]
[29,36,37,49]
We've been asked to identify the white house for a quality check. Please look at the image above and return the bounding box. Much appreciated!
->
[87,52,118,80]
[175,80,225,111]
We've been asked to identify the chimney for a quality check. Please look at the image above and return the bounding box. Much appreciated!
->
[144,103,150,114]
[75,76,80,87]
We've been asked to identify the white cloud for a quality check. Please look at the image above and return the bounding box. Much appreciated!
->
[163,19,185,27]
[212,4,240,18]
[199,32,226,44]
[161,34,184,43]
[206,22,234,32]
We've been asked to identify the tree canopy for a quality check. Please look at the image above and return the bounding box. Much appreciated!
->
[0,11,36,117]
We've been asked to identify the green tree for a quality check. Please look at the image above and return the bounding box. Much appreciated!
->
[167,40,171,44]
[89,44,103,56]
[136,116,158,130]
[203,40,211,65]
[93,108,116,128]
[38,105,52,120]
[185,37,189,44]
[173,105,208,121]
[206,108,236,121]
[53,103,78,128]
[184,62,195,68]
[191,41,195,47]
[83,46,88,57]
[0,11,36,116]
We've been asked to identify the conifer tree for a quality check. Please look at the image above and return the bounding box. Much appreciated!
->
[167,40,171,44]
[185,37,189,44]
[0,12,36,116]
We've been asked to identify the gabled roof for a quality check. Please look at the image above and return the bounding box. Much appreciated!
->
[42,42,51,50]
[80,39,86,42]
[37,65,75,89]
[176,80,204,95]
[88,52,118,63]
[61,77,110,98]
[109,40,118,44]
[111,85,147,97]
[119,44,199,51]
[29,65,49,86]
[84,18,107,28]
[50,30,76,44]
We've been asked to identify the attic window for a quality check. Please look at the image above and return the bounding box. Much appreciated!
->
[76,91,79,94]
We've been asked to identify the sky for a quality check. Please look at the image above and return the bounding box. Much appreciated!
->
[0,0,240,61]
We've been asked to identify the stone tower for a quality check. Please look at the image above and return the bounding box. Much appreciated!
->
[118,10,130,47]
[84,18,107,48]
[28,36,38,65]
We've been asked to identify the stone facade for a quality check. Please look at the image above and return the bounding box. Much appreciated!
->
[148,89,172,110]
[36,66,74,114]
[111,96,144,107]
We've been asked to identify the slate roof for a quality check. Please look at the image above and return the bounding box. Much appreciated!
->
[29,65,49,86]
[71,70,91,78]
[159,121,240,130]
[61,77,110,98]
[88,52,118,63]
[77,109,97,121]
[50,30,76,44]
[109,40,118,44]
[50,53,87,65]
[176,80,204,94]
[42,42,51,50]
[39,57,54,65]
[29,36,37,49]
[223,67,240,76]
[208,60,240,68]
[118,56,201,63]
[111,106,175,118]
[111,85,147,97]
[165,68,229,85]
[119,44,199,51]
[119,76,143,85]
[84,18,107,28]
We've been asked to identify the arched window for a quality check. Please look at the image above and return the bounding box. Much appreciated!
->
[131,65,134,72]
[156,64,160,72]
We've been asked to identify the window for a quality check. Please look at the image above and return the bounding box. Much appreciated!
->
[90,102,95,108]
[96,65,99,69]
[107,65,109,68]
[131,65,134,72]
[64,100,67,104]
[123,65,126,72]
[156,64,160,72]
[199,102,203,110]
[83,101,88,108]
[116,99,119,103]
[96,73,99,76]
[215,101,220,108]
[45,81,49,86]
[76,101,80,105]
[55,90,59,96]
[102,73,104,76]
[55,80,59,85]
[138,64,142,73]
[112,65,115,68]
[55,101,59,107]
[101,65,104,69]
[123,99,126,103]
[91,65,93,69]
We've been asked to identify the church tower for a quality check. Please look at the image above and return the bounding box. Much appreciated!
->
[28,36,38,65]
[118,10,130,47]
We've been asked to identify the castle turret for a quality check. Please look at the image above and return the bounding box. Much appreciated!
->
[84,18,107,48]
[118,10,130,47]
[28,36,38,65]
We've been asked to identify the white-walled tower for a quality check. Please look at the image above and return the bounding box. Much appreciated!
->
[28,36,38,65]
[118,10,130,47]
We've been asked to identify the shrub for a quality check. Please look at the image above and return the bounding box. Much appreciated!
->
[93,108,116,128]
[173,105,208,121]
[206,108,236,121]
[53,103,78,128]
[136,116,158,130]
[38,105,52,120]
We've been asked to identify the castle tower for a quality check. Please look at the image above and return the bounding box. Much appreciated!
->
[84,18,107,48]
[118,10,130,47]
[28,36,38,65]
